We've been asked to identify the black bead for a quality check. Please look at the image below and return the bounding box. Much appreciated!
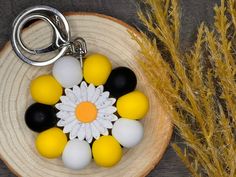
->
[105,67,137,98]
[25,103,57,132]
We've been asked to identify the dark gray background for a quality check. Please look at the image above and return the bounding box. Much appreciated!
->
[0,0,219,176]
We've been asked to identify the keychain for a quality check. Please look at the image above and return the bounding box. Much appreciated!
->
[11,5,87,67]
[11,5,149,170]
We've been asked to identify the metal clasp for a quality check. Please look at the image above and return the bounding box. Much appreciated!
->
[66,37,87,68]
[11,5,87,67]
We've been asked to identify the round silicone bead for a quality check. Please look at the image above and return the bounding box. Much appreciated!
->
[116,91,149,119]
[25,103,57,132]
[52,56,83,88]
[83,54,112,86]
[105,67,137,98]
[35,128,67,158]
[112,118,144,148]
[62,139,92,170]
[92,136,122,167]
[30,75,63,105]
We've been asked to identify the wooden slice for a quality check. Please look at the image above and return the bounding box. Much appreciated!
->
[0,13,172,177]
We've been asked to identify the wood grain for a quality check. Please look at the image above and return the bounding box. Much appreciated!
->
[0,13,173,177]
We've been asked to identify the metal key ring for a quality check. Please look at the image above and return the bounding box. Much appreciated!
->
[11,5,71,66]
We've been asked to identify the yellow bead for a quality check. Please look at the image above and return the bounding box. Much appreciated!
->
[30,75,63,105]
[116,91,149,120]
[92,136,122,167]
[35,128,67,158]
[83,54,112,86]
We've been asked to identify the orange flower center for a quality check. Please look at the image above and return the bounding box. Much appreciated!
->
[75,102,97,123]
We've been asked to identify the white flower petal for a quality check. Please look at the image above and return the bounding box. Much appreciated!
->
[98,119,113,129]
[95,91,110,105]
[63,120,77,133]
[57,119,66,126]
[56,111,70,119]
[98,106,117,114]
[97,85,104,93]
[77,124,86,140]
[60,96,75,107]
[57,117,76,127]
[102,129,109,136]
[93,120,107,135]
[69,111,76,116]
[57,116,75,127]
[110,114,118,121]
[91,88,101,103]
[109,98,116,105]
[96,98,116,109]
[99,114,118,121]
[69,124,81,139]
[85,124,92,143]
[91,123,100,140]
[87,84,96,101]
[65,88,77,103]
[67,118,76,124]
[88,136,93,143]
[55,103,61,110]
[64,116,77,124]
[73,85,82,103]
[80,81,88,101]
[55,103,75,111]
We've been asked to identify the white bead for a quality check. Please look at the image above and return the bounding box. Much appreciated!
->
[52,56,83,88]
[112,118,144,148]
[62,139,92,170]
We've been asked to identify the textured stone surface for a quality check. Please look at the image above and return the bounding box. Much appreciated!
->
[0,0,219,176]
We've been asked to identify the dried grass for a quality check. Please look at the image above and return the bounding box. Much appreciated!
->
[132,0,236,176]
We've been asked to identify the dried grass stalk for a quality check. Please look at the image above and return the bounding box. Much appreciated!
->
[132,0,236,176]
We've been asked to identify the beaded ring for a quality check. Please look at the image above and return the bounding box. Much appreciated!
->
[12,6,149,170]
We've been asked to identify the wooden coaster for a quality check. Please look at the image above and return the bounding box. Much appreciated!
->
[0,13,172,177]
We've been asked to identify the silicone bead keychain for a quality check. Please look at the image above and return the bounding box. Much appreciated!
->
[10,5,149,170]
[11,5,87,67]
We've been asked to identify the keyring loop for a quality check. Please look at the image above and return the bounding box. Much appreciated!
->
[11,5,71,66]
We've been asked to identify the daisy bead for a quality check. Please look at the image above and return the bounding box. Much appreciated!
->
[55,81,118,143]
